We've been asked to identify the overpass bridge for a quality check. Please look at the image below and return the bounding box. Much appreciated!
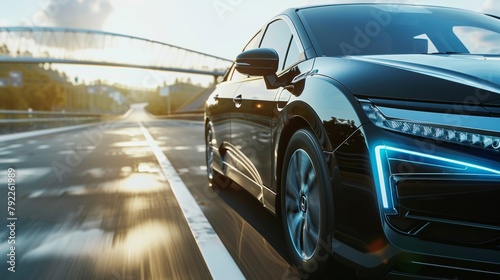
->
[0,26,233,77]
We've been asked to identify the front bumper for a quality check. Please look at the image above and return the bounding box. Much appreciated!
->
[332,224,500,279]
[330,123,500,279]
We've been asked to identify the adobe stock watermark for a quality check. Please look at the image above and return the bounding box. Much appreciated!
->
[396,84,495,175]
[340,8,393,55]
[442,86,493,127]
[111,269,134,280]
[51,122,112,182]
[281,234,334,280]
[21,0,71,27]
[141,70,170,89]
[50,92,130,182]
[213,0,246,21]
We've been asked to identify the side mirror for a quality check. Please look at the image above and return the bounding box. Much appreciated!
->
[235,48,279,76]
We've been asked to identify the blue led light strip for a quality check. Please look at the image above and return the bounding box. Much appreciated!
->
[375,145,391,210]
[374,145,500,213]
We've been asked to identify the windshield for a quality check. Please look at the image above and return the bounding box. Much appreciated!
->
[298,5,500,56]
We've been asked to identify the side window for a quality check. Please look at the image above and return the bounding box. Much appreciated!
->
[229,31,262,82]
[244,31,262,52]
[260,19,301,71]
[284,35,301,69]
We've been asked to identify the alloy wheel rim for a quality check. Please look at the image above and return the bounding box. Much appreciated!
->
[285,149,320,260]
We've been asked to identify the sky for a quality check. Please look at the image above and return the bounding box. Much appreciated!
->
[1,0,499,87]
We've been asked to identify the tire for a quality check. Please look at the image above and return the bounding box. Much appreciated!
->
[281,129,334,279]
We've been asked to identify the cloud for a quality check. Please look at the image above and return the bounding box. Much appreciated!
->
[14,0,114,51]
[24,0,114,30]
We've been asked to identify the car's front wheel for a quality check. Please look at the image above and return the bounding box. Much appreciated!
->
[281,129,334,278]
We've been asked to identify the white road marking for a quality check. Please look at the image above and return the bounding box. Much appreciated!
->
[196,145,206,153]
[2,143,24,149]
[0,167,52,184]
[0,158,24,164]
[58,150,76,155]
[177,168,190,174]
[37,145,50,150]
[139,122,245,280]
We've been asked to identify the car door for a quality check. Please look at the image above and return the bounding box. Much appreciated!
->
[228,18,304,199]
[208,31,263,174]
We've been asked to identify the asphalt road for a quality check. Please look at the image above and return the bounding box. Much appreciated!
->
[0,104,299,280]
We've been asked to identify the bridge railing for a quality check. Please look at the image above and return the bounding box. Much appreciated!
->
[0,27,233,76]
[0,109,125,135]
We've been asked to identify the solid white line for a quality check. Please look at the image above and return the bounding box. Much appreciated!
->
[138,122,246,280]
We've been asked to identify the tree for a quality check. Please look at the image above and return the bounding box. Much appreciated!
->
[0,87,29,110]
[0,44,9,55]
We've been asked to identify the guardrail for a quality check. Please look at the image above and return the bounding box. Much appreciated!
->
[0,109,125,135]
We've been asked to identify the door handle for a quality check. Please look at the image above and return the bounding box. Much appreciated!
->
[233,94,242,107]
[213,94,219,100]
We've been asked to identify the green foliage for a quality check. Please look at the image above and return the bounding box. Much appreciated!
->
[146,82,207,115]
[0,63,133,114]
[0,44,9,55]
[0,63,66,110]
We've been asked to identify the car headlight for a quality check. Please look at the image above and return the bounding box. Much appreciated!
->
[360,100,500,152]
[359,100,500,215]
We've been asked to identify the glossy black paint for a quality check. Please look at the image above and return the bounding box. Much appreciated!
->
[312,56,500,104]
[205,3,500,279]
[235,48,279,77]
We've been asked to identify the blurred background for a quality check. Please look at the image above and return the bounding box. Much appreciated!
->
[0,0,498,121]
[0,1,498,280]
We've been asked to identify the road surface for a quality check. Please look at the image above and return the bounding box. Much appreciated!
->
[0,104,356,280]
[0,104,299,280]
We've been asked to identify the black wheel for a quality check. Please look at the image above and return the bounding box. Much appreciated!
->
[281,129,334,278]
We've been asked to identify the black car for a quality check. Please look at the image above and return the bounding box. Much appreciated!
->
[204,4,500,279]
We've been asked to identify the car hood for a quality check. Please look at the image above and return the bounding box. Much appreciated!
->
[317,54,500,105]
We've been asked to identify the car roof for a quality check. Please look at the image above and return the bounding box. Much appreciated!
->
[278,3,476,17]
